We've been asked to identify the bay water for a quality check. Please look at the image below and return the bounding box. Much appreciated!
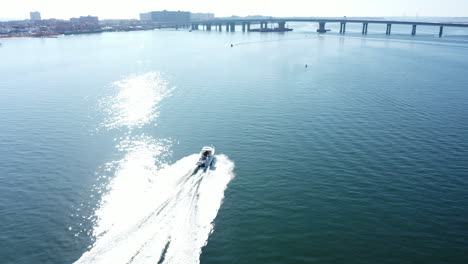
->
[1,21,468,264]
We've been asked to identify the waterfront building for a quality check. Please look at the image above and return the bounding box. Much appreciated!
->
[55,21,73,32]
[0,27,12,34]
[139,12,151,21]
[66,16,101,32]
[79,16,99,24]
[30,11,41,21]
[101,19,141,26]
[149,10,190,23]
[190,13,215,21]
[70,17,80,24]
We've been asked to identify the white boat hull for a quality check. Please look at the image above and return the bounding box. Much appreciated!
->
[196,146,215,171]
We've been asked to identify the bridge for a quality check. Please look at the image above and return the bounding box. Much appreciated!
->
[184,18,468,37]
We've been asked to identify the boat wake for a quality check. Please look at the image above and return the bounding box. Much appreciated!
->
[75,72,235,264]
[75,139,234,264]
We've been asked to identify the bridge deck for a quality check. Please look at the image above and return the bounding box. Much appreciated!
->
[191,18,468,28]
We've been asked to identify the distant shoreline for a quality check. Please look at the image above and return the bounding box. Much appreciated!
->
[0,34,61,39]
[0,27,157,39]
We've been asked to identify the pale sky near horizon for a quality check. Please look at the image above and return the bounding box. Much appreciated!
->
[2,0,468,20]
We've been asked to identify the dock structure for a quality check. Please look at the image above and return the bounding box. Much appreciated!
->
[184,18,468,37]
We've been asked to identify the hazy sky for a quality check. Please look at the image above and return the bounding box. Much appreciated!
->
[2,0,468,20]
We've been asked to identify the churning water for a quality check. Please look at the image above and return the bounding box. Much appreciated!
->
[76,152,234,264]
[74,73,235,264]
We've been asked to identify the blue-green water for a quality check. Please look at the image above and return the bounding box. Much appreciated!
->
[1,24,468,264]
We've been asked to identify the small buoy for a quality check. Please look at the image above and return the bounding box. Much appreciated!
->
[231,44,233,47]
[305,64,308,68]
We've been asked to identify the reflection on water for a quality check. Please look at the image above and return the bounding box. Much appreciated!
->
[99,72,172,130]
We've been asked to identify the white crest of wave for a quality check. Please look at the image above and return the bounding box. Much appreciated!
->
[101,72,172,130]
[75,139,235,264]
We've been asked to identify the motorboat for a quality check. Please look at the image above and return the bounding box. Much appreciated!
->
[196,146,215,171]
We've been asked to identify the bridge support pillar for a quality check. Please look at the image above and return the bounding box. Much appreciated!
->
[386,24,392,35]
[242,23,246,32]
[362,23,368,34]
[339,22,346,34]
[412,25,416,35]
[247,22,251,31]
[317,22,327,33]
[278,21,286,30]
[230,22,235,32]
[226,23,230,32]
[206,24,211,31]
[439,26,444,37]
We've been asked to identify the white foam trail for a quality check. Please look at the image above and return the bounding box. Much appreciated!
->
[100,72,173,130]
[75,141,235,264]
[78,71,233,263]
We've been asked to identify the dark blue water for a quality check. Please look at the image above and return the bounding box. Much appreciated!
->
[0,23,467,264]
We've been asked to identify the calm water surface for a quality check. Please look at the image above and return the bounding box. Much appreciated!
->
[0,24,467,264]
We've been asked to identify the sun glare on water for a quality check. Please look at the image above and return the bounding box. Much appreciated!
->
[75,72,235,264]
